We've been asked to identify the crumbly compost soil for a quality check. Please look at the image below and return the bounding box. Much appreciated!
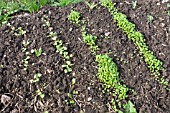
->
[0,0,170,113]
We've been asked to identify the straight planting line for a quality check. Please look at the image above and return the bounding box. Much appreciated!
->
[40,15,73,74]
[48,32,73,74]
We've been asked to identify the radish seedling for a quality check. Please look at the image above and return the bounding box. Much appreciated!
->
[34,48,42,57]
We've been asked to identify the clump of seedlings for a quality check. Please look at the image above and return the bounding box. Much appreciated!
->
[96,54,128,100]
[100,0,169,91]
[64,77,78,106]
[68,10,80,24]
[22,40,30,52]
[68,10,99,54]
[23,53,30,70]
[48,31,73,73]
[81,26,99,54]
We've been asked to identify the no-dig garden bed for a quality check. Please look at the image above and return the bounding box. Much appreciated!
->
[0,0,170,113]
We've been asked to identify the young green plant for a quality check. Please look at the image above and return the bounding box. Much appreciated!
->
[48,31,73,73]
[85,1,97,10]
[34,48,43,57]
[68,10,80,24]
[81,26,99,54]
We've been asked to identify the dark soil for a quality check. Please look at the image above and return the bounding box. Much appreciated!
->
[0,0,170,113]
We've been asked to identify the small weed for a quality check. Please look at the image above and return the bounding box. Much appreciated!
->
[71,78,76,85]
[0,64,4,68]
[168,11,170,16]
[22,40,30,47]
[65,93,75,105]
[72,90,78,95]
[22,40,30,52]
[41,15,51,27]
[68,10,80,24]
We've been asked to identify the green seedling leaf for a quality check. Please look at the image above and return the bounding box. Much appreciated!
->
[85,1,97,10]
[124,101,137,113]
[72,78,76,85]
[34,48,42,57]
[132,1,137,9]
[30,73,42,83]
[36,89,45,99]
[69,100,75,104]
[147,15,154,23]
[68,93,72,98]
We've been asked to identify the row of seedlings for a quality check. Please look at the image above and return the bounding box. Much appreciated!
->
[68,9,137,112]
[48,31,78,107]
[41,15,73,74]
[99,0,169,91]
[12,24,46,112]
[42,15,77,108]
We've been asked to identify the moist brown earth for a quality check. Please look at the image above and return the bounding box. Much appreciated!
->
[0,0,170,113]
